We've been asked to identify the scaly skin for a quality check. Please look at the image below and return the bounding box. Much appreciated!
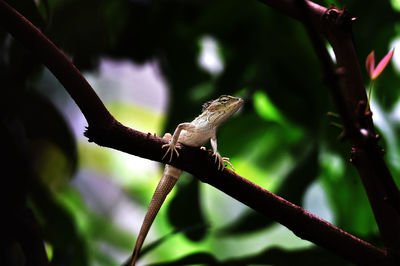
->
[129,95,243,266]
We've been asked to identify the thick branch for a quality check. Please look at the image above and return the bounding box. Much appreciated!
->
[85,121,392,266]
[258,0,325,23]
[0,0,396,265]
[0,0,113,128]
[259,0,400,254]
[317,4,400,254]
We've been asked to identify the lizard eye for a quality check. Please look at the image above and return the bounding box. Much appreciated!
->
[220,97,229,103]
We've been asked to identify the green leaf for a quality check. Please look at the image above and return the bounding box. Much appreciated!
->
[319,150,378,236]
[146,247,350,266]
[29,182,88,266]
[219,145,318,236]
[253,90,286,124]
[19,90,78,189]
[167,177,207,241]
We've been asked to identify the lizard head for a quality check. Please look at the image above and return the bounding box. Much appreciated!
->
[202,95,243,126]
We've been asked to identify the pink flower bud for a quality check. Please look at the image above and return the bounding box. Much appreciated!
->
[366,49,394,80]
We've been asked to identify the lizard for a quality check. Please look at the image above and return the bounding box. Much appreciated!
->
[128,95,243,266]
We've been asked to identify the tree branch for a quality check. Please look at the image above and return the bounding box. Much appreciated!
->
[322,10,400,253]
[0,0,113,128]
[85,120,392,266]
[258,0,325,23]
[259,0,400,255]
[0,0,396,265]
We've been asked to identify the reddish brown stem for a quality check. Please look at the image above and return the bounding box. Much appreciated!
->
[85,120,393,266]
[0,0,113,128]
[259,0,400,255]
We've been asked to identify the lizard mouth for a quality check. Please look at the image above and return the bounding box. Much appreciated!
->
[234,97,244,112]
[223,97,244,121]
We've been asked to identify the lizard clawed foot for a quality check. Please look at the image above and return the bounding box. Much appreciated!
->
[162,142,182,162]
[222,157,235,171]
[213,152,235,171]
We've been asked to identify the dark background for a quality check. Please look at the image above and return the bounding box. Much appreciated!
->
[1,0,400,265]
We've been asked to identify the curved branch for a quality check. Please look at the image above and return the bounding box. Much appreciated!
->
[0,0,395,265]
[0,0,113,128]
[85,120,392,266]
[257,0,400,254]
[320,9,400,253]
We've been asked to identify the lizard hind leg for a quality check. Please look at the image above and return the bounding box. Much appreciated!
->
[129,167,181,266]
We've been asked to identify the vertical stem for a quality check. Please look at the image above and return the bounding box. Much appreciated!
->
[367,80,375,112]
[320,8,400,254]
[290,0,400,254]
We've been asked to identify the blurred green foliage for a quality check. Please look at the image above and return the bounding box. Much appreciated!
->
[2,0,400,265]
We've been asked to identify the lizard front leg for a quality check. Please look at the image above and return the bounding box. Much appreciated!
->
[162,123,195,162]
[210,137,235,171]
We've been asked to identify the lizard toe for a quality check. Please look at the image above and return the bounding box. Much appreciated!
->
[162,146,171,160]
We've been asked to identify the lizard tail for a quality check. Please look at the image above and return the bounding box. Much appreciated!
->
[129,165,182,266]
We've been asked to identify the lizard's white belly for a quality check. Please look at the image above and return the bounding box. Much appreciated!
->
[179,128,212,147]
